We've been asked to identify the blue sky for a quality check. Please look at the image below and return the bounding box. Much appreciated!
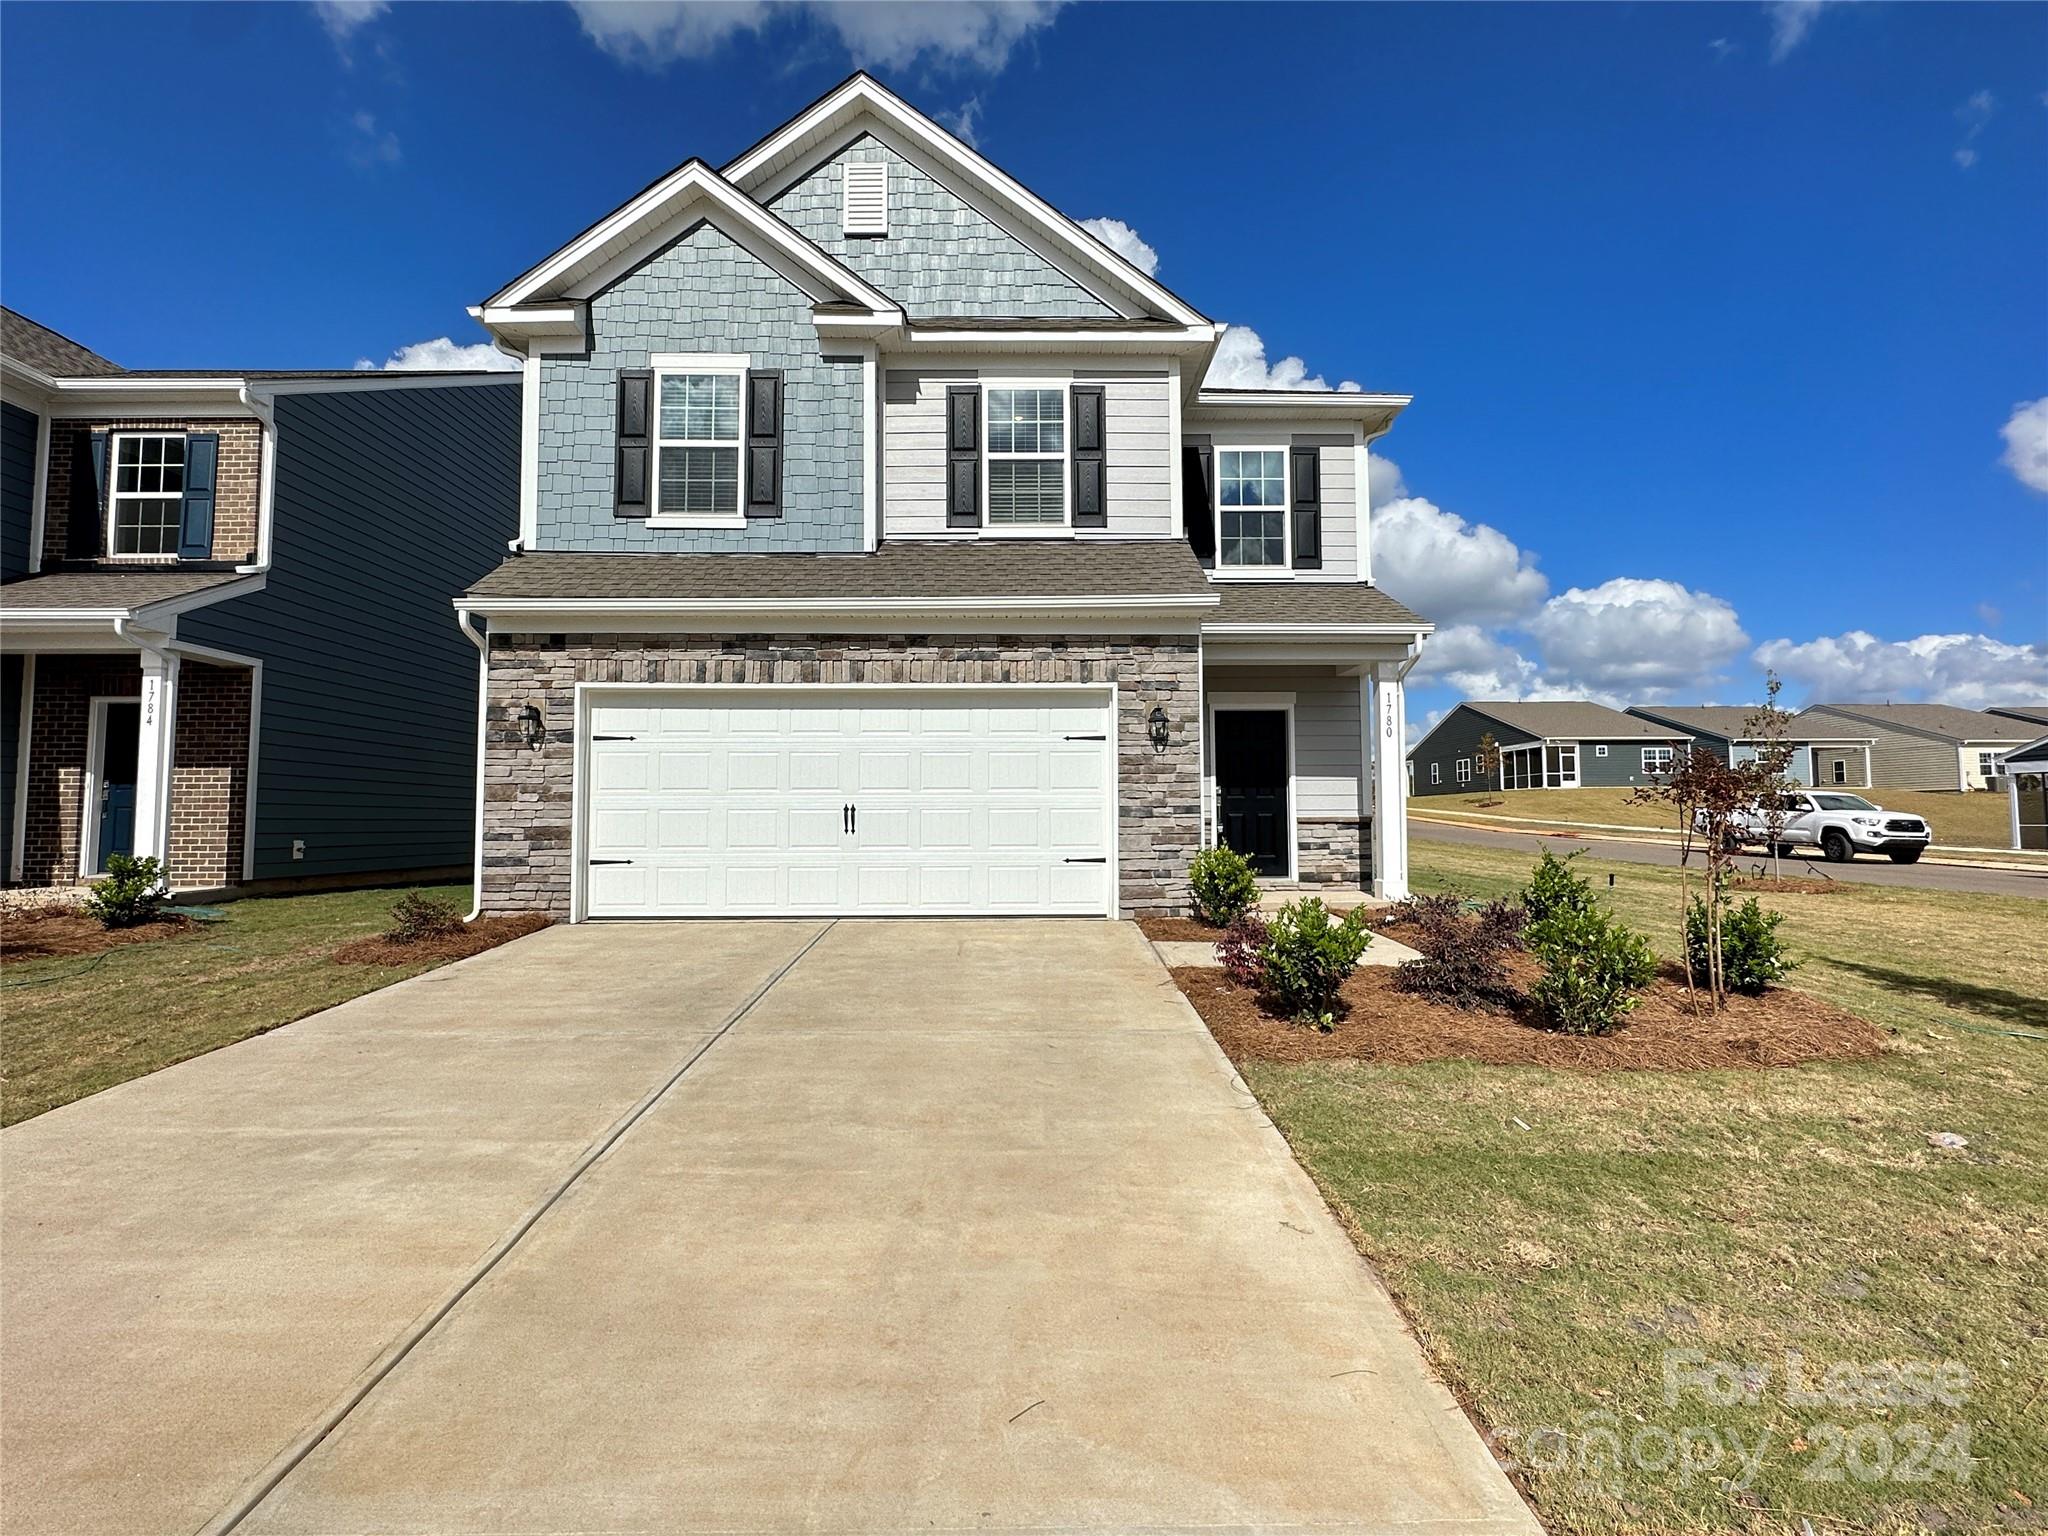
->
[4,1,2044,730]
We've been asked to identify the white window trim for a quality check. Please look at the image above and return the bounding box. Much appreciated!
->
[1211,444,1290,576]
[647,351,750,529]
[1204,691,1297,883]
[1456,757,1472,785]
[1430,762,1441,785]
[979,379,1072,535]
[78,694,140,878]
[1594,744,1608,757]
[1554,743,1581,789]
[1642,745,1675,774]
[106,431,187,561]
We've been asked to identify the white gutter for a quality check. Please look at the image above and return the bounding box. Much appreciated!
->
[455,593,1220,617]
[237,386,277,574]
[457,608,490,922]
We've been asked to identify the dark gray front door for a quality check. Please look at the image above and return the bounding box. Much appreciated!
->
[1217,710,1289,876]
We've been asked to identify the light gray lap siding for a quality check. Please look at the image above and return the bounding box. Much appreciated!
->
[536,221,863,553]
[1206,667,1363,818]
[181,382,519,881]
[768,135,1118,318]
[1579,740,1682,788]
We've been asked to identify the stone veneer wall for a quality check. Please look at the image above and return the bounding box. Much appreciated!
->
[480,633,1201,917]
[1281,816,1370,890]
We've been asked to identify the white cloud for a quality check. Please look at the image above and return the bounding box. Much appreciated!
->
[568,1,1063,72]
[1413,624,1547,699]
[1204,324,1360,392]
[937,95,984,149]
[1954,148,1978,170]
[1708,36,1738,60]
[345,110,401,168]
[2000,397,2048,493]
[313,0,387,46]
[1079,217,1158,278]
[1754,631,2048,709]
[1525,578,1749,699]
[1767,0,1825,62]
[354,337,519,372]
[1370,467,1549,627]
[1954,89,1995,169]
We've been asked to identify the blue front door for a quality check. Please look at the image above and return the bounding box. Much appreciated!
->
[96,700,141,871]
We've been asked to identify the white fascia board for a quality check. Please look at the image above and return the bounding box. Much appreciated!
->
[457,593,1218,617]
[257,373,523,397]
[0,358,59,403]
[485,162,901,320]
[133,574,266,623]
[1200,621,1435,638]
[903,325,1217,351]
[1192,389,1412,419]
[722,76,1210,329]
[42,380,254,417]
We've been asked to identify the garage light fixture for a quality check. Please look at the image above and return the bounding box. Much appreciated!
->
[1147,706,1170,754]
[519,703,546,750]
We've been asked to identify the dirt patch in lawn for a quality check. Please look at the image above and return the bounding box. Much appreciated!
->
[1730,874,1844,896]
[333,913,552,968]
[1174,955,1890,1073]
[1,910,195,964]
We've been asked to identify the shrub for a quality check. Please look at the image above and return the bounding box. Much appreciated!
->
[1686,892,1795,995]
[1522,848,1596,925]
[385,891,464,944]
[1216,912,1270,989]
[1187,845,1261,927]
[1259,897,1371,1025]
[1390,892,1521,1009]
[1526,903,1656,1035]
[83,854,167,929]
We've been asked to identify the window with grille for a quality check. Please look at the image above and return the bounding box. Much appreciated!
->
[655,369,742,519]
[110,434,185,556]
[985,386,1067,526]
[1217,448,1286,567]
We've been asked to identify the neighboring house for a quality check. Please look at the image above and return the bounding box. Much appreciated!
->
[1407,701,1690,797]
[454,73,1431,920]
[0,308,519,893]
[1796,703,2035,793]
[1995,735,2048,851]
[1624,704,1876,788]
[1985,704,2048,731]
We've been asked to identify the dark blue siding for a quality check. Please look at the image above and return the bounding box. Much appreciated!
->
[182,382,518,881]
[1409,705,1537,795]
[2,400,38,582]
[1,654,20,880]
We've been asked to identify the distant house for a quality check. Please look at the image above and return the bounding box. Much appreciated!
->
[1796,703,2034,793]
[1624,705,1875,788]
[1408,701,1690,796]
[1996,736,2048,850]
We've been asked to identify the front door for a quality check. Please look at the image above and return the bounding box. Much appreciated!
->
[1216,709,1289,876]
[95,700,141,872]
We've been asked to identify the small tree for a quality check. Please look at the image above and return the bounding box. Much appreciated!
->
[1744,671,1800,882]
[1473,732,1503,801]
[1629,743,1770,1012]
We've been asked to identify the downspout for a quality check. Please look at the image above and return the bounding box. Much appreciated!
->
[457,607,490,921]
[236,386,277,575]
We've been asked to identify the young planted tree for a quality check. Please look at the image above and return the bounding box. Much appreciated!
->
[1474,732,1503,801]
[1629,742,1772,1011]
[1744,670,1800,882]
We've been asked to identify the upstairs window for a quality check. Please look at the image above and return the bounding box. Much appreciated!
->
[985,386,1066,526]
[655,365,742,521]
[110,434,185,556]
[1217,448,1286,567]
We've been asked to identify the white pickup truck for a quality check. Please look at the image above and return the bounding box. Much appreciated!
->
[1721,791,1931,864]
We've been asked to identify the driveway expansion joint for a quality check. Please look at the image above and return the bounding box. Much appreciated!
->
[191,920,837,1536]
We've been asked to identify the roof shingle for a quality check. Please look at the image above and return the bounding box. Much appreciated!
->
[1204,582,1426,628]
[0,568,249,613]
[1464,700,1690,741]
[1,307,122,377]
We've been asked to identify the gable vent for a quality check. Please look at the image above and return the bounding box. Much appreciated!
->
[842,161,888,236]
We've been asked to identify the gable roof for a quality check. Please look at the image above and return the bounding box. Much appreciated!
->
[1625,704,1874,743]
[1986,704,2048,727]
[1460,700,1690,741]
[1801,702,2035,744]
[1,307,122,377]
[721,73,1211,329]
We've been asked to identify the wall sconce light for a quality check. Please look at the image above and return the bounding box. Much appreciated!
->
[1147,706,1170,754]
[518,703,546,750]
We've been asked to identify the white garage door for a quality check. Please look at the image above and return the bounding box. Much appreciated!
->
[582,688,1115,918]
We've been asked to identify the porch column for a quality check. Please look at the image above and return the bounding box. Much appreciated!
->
[131,650,180,873]
[1368,660,1410,900]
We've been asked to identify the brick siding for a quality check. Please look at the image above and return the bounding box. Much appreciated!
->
[42,418,261,565]
[479,633,1201,917]
[17,654,250,888]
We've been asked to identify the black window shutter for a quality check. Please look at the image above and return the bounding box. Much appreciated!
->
[1290,441,1322,570]
[178,434,217,560]
[615,369,651,519]
[1182,435,1214,565]
[68,428,109,558]
[744,369,783,519]
[945,385,980,528]
[1071,385,1106,529]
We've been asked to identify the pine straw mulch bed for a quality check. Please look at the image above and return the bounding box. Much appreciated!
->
[332,913,552,967]
[1,909,196,964]
[1172,948,1891,1074]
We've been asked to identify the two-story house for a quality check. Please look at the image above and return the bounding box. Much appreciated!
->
[456,75,1432,921]
[0,308,518,894]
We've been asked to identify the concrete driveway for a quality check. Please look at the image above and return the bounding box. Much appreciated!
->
[2,920,1536,1536]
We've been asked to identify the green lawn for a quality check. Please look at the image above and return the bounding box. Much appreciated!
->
[2,883,476,1126]
[1413,784,2017,850]
[1244,835,2044,1535]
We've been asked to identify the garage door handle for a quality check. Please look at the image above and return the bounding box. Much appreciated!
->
[592,734,636,742]
[1064,856,1106,864]
[588,858,633,866]
[1064,733,1106,741]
